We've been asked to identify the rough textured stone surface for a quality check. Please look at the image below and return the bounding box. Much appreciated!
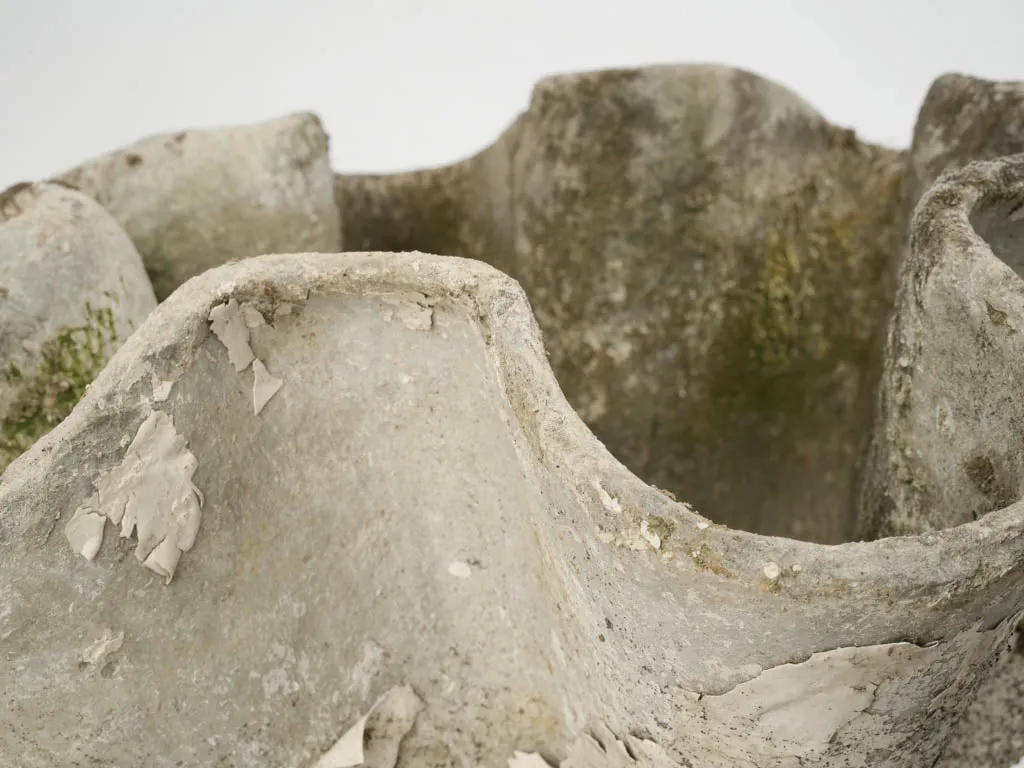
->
[2,251,1023,767]
[0,181,156,472]
[340,64,906,544]
[877,73,1024,768]
[937,636,1024,768]
[856,156,1024,538]
[904,74,1024,215]
[856,154,1024,767]
[55,112,341,301]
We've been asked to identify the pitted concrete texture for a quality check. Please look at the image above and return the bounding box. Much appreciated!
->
[0,181,156,473]
[2,251,1024,767]
[938,633,1024,768]
[54,112,341,300]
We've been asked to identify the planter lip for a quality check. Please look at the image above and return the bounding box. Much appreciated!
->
[4,246,1024,611]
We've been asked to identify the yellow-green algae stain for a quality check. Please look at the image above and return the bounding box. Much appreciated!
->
[1,303,118,472]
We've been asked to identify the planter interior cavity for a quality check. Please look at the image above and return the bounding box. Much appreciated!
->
[342,64,908,545]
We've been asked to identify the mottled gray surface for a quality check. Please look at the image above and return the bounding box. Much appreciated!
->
[0,181,155,472]
[55,112,341,300]
[2,252,1023,767]
[904,74,1024,217]
[939,637,1024,768]
[904,74,1024,768]
[342,64,906,544]
[856,155,1024,538]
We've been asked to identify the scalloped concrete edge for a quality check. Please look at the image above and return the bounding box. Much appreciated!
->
[2,244,1024,764]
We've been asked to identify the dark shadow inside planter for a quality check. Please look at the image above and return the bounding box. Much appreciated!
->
[971,197,1024,276]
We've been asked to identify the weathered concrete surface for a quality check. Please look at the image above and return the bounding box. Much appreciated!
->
[3,251,1023,767]
[938,635,1024,768]
[0,181,156,473]
[341,64,906,544]
[893,74,1024,768]
[903,74,1024,215]
[55,112,340,300]
[856,155,1024,538]
[856,153,1024,767]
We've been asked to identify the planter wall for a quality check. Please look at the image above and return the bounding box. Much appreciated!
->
[54,112,341,301]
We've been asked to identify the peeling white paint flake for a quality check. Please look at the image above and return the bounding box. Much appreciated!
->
[208,297,286,415]
[639,519,661,550]
[594,479,623,514]
[208,298,256,372]
[65,410,203,584]
[64,507,106,560]
[508,752,554,768]
[510,722,675,767]
[448,561,472,579]
[674,641,942,763]
[252,359,283,415]
[313,685,424,768]
[241,303,266,329]
[79,628,124,669]
[379,291,434,330]
[150,374,174,402]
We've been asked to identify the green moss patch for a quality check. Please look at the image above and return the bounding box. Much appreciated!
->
[1,304,118,471]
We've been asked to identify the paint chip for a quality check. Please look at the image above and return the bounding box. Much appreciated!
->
[209,298,286,415]
[639,519,661,550]
[594,480,622,514]
[241,304,266,328]
[763,562,781,580]
[508,752,553,767]
[150,375,174,402]
[252,359,283,415]
[66,410,203,584]
[80,628,124,669]
[208,298,256,372]
[64,508,106,560]
[448,561,472,579]
[313,685,423,768]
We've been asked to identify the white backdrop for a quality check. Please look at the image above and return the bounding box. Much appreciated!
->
[0,0,1021,189]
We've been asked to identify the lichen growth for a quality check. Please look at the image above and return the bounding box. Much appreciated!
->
[681,539,735,579]
[646,515,676,543]
[0,303,118,471]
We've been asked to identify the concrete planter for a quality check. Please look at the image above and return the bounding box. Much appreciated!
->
[3,169,1024,765]
[0,181,156,473]
[54,112,341,301]
[2,65,1024,767]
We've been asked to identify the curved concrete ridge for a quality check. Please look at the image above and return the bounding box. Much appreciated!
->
[2,242,1024,764]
